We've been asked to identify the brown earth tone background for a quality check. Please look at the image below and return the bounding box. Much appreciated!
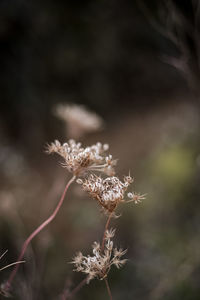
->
[1,1,200,299]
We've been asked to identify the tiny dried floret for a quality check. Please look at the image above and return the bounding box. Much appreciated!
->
[105,228,116,240]
[46,140,116,176]
[127,192,146,204]
[77,174,134,214]
[71,231,127,283]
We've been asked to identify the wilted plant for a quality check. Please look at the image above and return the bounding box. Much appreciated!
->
[77,174,144,215]
[1,140,115,293]
[1,137,144,299]
[72,229,127,283]
[66,172,144,299]
[70,229,127,300]
[47,140,116,176]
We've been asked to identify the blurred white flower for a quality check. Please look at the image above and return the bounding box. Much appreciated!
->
[54,104,104,138]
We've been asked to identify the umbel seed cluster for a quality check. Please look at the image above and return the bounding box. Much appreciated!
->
[47,139,116,176]
[71,229,127,283]
[47,139,145,288]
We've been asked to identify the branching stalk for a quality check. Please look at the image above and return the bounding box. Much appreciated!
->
[4,175,76,292]
[101,213,112,251]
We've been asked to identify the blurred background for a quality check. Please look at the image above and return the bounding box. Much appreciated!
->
[1,0,200,299]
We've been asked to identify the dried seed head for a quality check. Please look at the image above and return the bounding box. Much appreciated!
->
[46,140,116,176]
[77,174,134,214]
[71,230,126,283]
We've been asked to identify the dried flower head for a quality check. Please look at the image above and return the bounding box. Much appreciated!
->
[77,174,134,214]
[71,230,127,283]
[46,140,116,176]
[54,104,104,138]
[127,192,146,204]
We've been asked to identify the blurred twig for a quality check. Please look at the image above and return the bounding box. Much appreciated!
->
[138,0,200,95]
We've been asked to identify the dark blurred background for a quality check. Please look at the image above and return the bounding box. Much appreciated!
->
[1,0,200,299]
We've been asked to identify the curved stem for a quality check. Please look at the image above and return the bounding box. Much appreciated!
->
[5,175,76,291]
[101,213,112,251]
[104,278,113,300]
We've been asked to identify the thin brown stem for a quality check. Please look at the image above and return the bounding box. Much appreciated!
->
[65,278,87,299]
[4,175,76,292]
[101,213,112,251]
[60,278,72,300]
[104,277,113,300]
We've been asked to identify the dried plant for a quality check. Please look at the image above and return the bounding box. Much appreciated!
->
[47,140,116,176]
[2,136,145,300]
[76,174,133,215]
[64,154,145,299]
[71,229,127,286]
[1,140,116,295]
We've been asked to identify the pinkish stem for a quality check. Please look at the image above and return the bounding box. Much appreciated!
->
[5,175,76,291]
[104,277,113,300]
[101,213,112,251]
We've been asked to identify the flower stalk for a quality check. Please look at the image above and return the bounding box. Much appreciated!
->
[101,213,113,251]
[1,138,145,299]
[4,175,76,292]
[105,277,113,300]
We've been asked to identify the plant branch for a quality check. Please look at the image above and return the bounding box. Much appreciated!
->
[101,213,112,251]
[104,277,113,300]
[4,175,76,292]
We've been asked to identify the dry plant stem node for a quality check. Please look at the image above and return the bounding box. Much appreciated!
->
[4,175,76,292]
[101,213,113,251]
[102,215,113,300]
